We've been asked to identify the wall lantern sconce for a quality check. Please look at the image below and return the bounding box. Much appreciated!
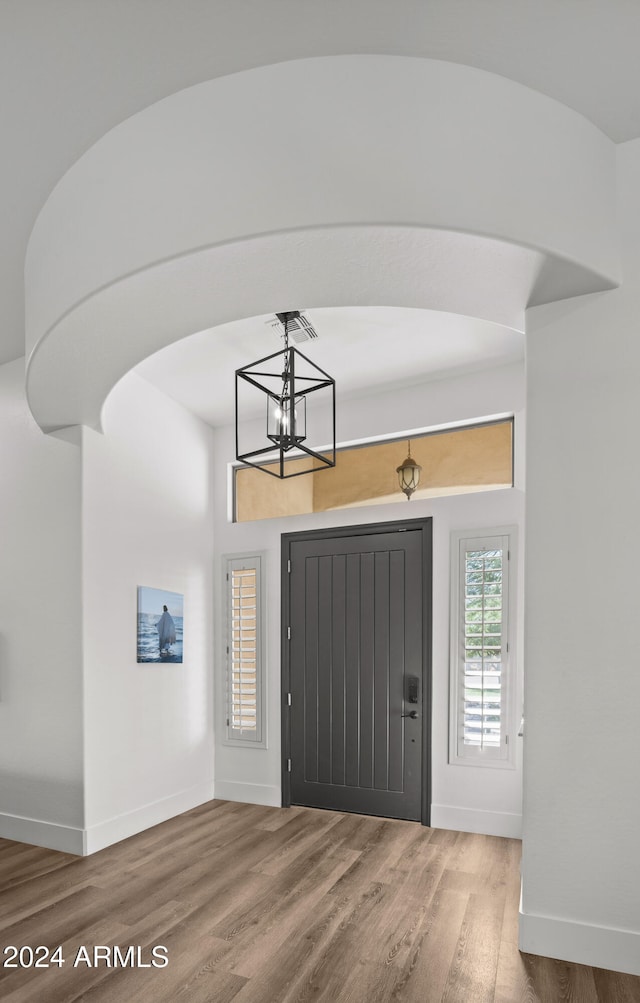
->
[396,439,422,500]
[235,311,336,478]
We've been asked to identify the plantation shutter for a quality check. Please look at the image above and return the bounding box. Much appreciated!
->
[226,555,264,745]
[451,532,513,765]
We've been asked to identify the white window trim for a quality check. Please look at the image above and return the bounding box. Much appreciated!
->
[449,526,517,769]
[222,551,267,749]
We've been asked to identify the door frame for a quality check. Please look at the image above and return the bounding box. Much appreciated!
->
[281,517,433,825]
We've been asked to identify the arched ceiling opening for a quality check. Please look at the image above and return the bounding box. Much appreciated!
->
[6,2,640,372]
[24,55,619,431]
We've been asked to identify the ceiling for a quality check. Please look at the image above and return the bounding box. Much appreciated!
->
[136,307,523,428]
[4,1,640,395]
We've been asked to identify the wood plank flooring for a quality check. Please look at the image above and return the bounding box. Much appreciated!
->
[0,800,638,1002]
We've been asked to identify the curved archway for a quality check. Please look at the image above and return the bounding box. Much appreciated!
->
[25,55,618,431]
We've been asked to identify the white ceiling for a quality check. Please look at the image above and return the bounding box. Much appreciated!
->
[136,307,523,428]
[4,0,640,386]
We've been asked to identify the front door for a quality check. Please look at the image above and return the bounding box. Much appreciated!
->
[282,520,431,823]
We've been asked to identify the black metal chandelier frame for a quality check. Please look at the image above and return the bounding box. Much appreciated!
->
[235,312,336,479]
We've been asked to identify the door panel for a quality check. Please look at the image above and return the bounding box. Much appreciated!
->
[287,527,426,821]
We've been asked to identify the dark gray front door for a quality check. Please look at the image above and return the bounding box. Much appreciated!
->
[284,523,429,822]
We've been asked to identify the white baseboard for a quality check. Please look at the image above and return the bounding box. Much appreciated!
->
[214,780,281,808]
[84,781,215,855]
[0,812,85,855]
[1,783,217,856]
[519,904,640,977]
[1,794,518,855]
[430,803,522,839]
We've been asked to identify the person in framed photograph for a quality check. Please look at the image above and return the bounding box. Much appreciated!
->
[156,604,176,655]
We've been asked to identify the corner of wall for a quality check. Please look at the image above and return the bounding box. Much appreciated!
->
[519,907,640,979]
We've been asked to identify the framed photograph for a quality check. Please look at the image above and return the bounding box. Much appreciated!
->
[137,586,184,663]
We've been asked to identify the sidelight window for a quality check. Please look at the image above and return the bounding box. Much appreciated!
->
[449,529,516,767]
[223,553,266,747]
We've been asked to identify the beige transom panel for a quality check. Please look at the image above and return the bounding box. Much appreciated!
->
[236,420,512,522]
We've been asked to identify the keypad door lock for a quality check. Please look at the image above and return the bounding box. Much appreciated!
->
[407,676,419,704]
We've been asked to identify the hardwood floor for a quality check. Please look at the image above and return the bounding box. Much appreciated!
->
[0,801,638,1002]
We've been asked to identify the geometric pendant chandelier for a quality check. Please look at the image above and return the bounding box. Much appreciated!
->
[235,311,336,478]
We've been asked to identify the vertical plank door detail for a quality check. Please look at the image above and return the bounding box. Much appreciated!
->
[290,529,424,821]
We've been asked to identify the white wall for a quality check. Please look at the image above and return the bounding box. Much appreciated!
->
[81,372,215,853]
[213,363,525,837]
[0,359,84,851]
[520,139,640,976]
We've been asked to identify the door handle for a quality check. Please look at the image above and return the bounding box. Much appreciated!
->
[401,710,419,719]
